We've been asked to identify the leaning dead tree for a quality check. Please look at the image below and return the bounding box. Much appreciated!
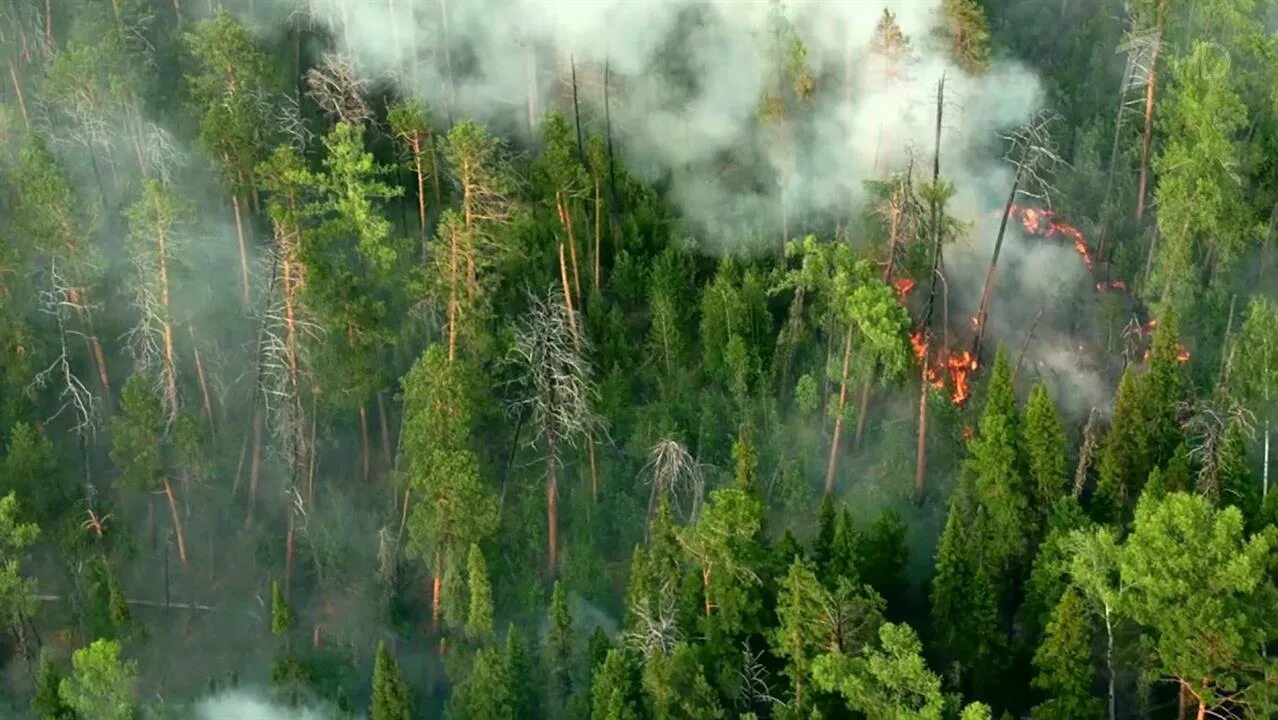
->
[973,110,1067,358]
[306,52,372,128]
[29,261,99,440]
[640,438,707,529]
[1073,407,1101,498]
[507,287,605,574]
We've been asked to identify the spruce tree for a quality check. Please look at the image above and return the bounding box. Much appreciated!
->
[1030,587,1102,720]
[591,649,640,720]
[504,625,541,720]
[813,494,836,573]
[1025,382,1068,516]
[547,581,574,711]
[452,647,513,720]
[860,508,906,612]
[466,544,494,642]
[1093,369,1149,521]
[371,641,412,720]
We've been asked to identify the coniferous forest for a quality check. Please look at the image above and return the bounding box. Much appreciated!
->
[4,0,1278,718]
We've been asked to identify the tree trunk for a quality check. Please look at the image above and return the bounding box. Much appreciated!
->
[431,550,442,632]
[189,324,214,428]
[974,165,1023,357]
[359,403,371,484]
[1264,418,1270,499]
[154,197,179,420]
[923,77,945,330]
[853,382,872,449]
[1105,605,1116,720]
[232,194,251,307]
[447,221,460,363]
[7,62,28,129]
[824,331,854,496]
[162,477,188,565]
[547,436,559,574]
[284,510,294,599]
[1097,53,1134,265]
[559,243,580,349]
[412,132,427,262]
[1136,41,1160,222]
[593,180,602,292]
[915,343,930,503]
[587,434,599,502]
[557,193,582,304]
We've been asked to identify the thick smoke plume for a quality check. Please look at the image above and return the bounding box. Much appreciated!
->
[243,0,1043,252]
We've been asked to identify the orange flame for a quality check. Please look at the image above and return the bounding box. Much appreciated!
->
[1095,280,1128,292]
[962,425,975,441]
[1010,204,1093,270]
[909,330,978,406]
[894,278,916,298]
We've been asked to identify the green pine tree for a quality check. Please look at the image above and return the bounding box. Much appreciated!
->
[504,625,541,720]
[371,641,412,720]
[1030,587,1102,720]
[547,581,574,711]
[466,544,495,642]
[1025,383,1068,516]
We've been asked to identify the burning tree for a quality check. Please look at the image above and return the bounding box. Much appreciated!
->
[507,287,605,573]
[973,110,1066,358]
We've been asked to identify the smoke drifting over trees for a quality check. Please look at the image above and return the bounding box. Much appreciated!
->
[3,0,1278,719]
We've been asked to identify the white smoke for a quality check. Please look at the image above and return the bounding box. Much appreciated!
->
[191,690,357,720]
[239,0,1044,252]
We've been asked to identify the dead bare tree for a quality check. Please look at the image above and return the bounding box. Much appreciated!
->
[29,261,99,439]
[622,592,683,661]
[306,52,372,128]
[641,439,707,529]
[507,287,605,574]
[1096,25,1158,263]
[1181,399,1255,503]
[973,111,1067,358]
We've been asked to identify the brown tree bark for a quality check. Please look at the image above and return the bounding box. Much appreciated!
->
[412,131,428,261]
[8,62,28,129]
[431,550,443,632]
[162,477,188,564]
[547,439,559,574]
[1136,41,1160,222]
[559,243,580,349]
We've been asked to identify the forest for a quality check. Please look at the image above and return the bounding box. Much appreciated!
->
[2,0,1278,718]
